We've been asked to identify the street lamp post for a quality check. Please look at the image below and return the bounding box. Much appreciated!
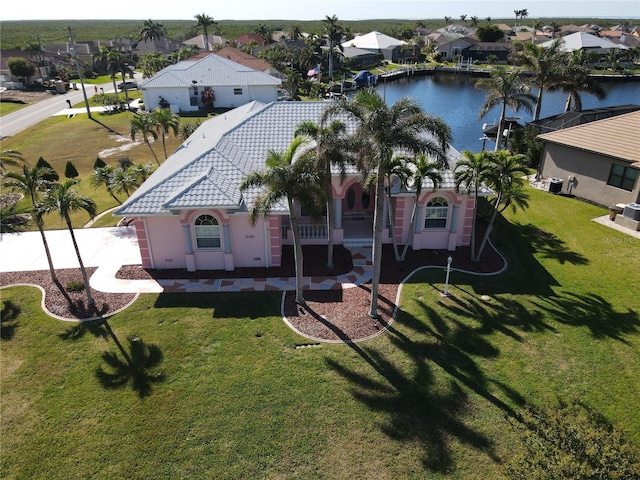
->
[442,255,453,297]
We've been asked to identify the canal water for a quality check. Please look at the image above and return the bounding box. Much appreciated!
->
[375,73,640,152]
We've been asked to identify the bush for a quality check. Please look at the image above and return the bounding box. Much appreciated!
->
[64,161,79,179]
[65,280,85,293]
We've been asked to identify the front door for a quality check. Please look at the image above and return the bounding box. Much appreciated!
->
[343,183,374,216]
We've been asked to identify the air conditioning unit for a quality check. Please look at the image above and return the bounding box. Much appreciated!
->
[623,203,640,221]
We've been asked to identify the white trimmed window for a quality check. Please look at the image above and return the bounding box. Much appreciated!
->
[194,214,221,248]
[424,197,448,229]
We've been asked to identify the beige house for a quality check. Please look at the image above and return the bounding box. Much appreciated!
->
[538,111,640,212]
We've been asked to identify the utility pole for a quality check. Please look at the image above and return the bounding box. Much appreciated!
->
[67,26,92,119]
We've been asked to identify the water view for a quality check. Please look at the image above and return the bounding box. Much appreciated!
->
[375,73,640,152]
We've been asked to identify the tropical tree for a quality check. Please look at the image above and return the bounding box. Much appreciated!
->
[294,119,350,269]
[400,154,443,261]
[3,163,59,283]
[240,136,321,305]
[109,165,140,198]
[515,39,564,120]
[194,13,218,51]
[380,153,411,261]
[322,89,451,318]
[179,119,201,141]
[130,114,160,165]
[107,50,131,108]
[287,24,303,41]
[322,15,344,82]
[7,57,35,85]
[454,150,491,262]
[0,150,25,175]
[444,16,451,26]
[470,16,480,28]
[475,67,536,150]
[35,179,97,308]
[552,50,607,112]
[92,46,110,75]
[151,108,180,159]
[138,52,171,78]
[130,162,156,182]
[475,150,529,260]
[139,19,166,43]
[91,165,122,204]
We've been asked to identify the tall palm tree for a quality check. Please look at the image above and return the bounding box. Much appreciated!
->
[139,19,166,43]
[552,50,607,112]
[475,150,528,260]
[35,179,97,308]
[107,50,130,108]
[130,162,156,183]
[475,67,536,150]
[294,119,350,269]
[91,46,110,75]
[130,114,160,165]
[381,153,411,261]
[454,150,491,262]
[400,154,442,261]
[322,89,451,318]
[240,136,321,306]
[322,15,344,82]
[3,163,59,283]
[91,165,122,205]
[515,39,564,120]
[194,14,218,51]
[0,150,25,175]
[514,9,521,27]
[109,166,140,198]
[151,108,180,159]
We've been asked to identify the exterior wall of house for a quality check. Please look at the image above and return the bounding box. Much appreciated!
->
[540,143,640,206]
[144,215,189,269]
[142,84,278,112]
[411,191,470,251]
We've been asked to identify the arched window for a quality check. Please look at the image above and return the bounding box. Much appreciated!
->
[424,197,448,229]
[194,214,221,248]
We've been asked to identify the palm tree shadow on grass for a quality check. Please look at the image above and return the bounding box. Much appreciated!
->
[95,322,165,398]
[58,318,110,341]
[1,300,21,340]
[535,292,639,344]
[515,222,589,266]
[323,300,526,472]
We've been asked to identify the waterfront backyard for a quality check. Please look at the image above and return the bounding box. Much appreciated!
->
[2,186,639,479]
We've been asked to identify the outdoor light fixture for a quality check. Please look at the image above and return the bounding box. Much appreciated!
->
[442,255,453,297]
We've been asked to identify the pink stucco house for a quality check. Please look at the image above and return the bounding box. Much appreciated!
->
[115,101,478,272]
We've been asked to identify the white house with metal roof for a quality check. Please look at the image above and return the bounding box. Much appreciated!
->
[115,101,476,272]
[341,31,411,62]
[541,32,628,53]
[139,53,281,112]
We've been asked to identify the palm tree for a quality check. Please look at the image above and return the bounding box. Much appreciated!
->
[91,165,122,204]
[552,51,607,112]
[475,67,536,150]
[139,19,166,43]
[194,13,218,51]
[91,46,110,75]
[3,163,59,283]
[400,154,442,261]
[381,153,411,261]
[444,16,452,27]
[322,89,451,318]
[179,120,201,141]
[520,9,529,25]
[475,150,528,260]
[130,162,156,183]
[130,114,160,165]
[294,119,350,269]
[515,39,564,120]
[107,50,130,108]
[454,151,491,262]
[35,179,97,308]
[109,165,140,198]
[470,16,480,28]
[322,15,344,82]
[151,108,180,159]
[240,137,320,305]
[514,9,521,27]
[0,150,26,175]
[287,24,303,41]
[460,14,467,27]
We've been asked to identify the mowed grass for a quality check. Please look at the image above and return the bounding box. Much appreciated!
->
[2,187,639,478]
[1,110,196,230]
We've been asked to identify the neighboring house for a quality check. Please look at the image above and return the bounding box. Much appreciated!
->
[341,46,382,69]
[538,111,640,208]
[428,33,474,60]
[115,101,478,272]
[134,36,186,57]
[529,105,640,134]
[233,34,268,48]
[462,39,511,62]
[212,46,282,79]
[139,54,281,112]
[341,31,412,62]
[541,32,628,53]
[184,34,228,52]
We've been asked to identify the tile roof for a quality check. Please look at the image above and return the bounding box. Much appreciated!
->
[139,54,281,89]
[538,110,640,163]
[116,101,462,217]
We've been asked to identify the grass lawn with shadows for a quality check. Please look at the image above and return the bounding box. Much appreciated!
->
[2,187,639,478]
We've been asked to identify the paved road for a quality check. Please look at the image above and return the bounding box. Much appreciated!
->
[0,76,141,138]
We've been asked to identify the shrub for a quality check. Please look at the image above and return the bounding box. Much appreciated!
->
[65,280,85,292]
[64,161,79,179]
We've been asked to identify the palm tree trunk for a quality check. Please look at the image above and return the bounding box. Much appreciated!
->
[470,189,479,262]
[288,199,305,305]
[400,195,418,261]
[108,189,122,205]
[534,87,543,120]
[385,192,401,261]
[161,134,168,160]
[476,192,501,261]
[121,70,130,109]
[369,175,385,318]
[494,104,507,151]
[145,139,160,165]
[37,223,59,284]
[65,217,95,308]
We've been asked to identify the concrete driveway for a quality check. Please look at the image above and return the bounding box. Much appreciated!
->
[0,226,141,273]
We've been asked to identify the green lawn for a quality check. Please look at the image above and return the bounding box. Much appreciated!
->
[2,187,639,478]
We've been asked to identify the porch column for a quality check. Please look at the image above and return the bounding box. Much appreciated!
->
[447,205,459,251]
[334,199,342,229]
[182,223,196,271]
[414,205,423,233]
[223,222,234,271]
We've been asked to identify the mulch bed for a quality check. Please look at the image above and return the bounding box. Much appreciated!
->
[1,242,504,341]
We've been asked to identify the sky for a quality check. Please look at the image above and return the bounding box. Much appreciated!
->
[1,0,638,22]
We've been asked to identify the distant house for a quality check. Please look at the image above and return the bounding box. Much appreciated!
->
[428,32,474,60]
[341,46,382,69]
[541,32,628,54]
[139,53,281,112]
[537,111,640,208]
[213,46,282,79]
[184,34,228,52]
[462,39,511,62]
[233,34,268,49]
[115,101,478,272]
[341,31,411,62]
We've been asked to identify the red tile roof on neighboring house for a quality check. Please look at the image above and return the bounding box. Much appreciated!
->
[212,46,273,72]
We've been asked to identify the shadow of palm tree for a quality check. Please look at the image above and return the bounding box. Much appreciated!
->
[59,319,110,341]
[516,223,589,266]
[95,321,165,398]
[1,300,21,340]
[535,293,639,343]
